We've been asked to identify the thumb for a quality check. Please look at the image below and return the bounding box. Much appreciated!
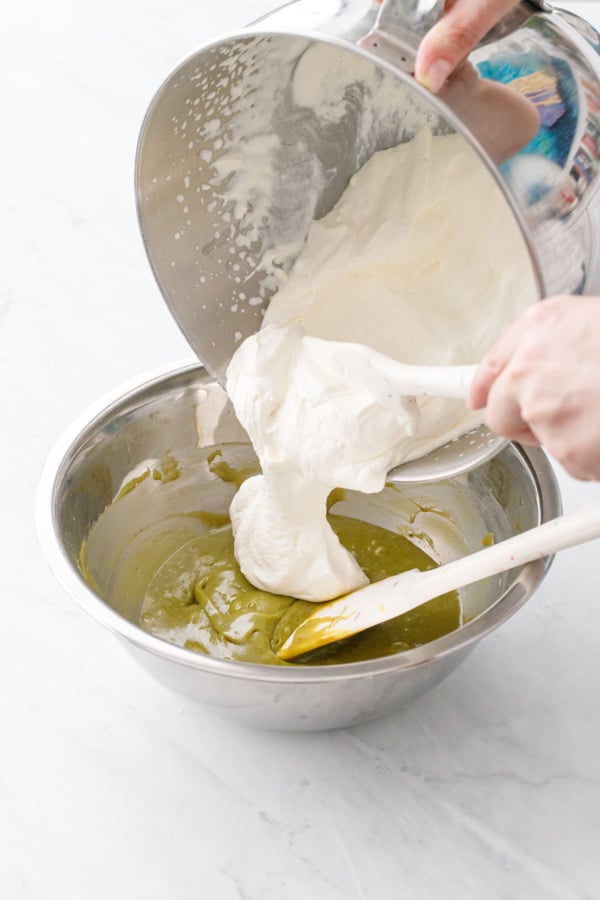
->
[415,0,519,93]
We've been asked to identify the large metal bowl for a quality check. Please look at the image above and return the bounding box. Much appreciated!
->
[37,361,561,731]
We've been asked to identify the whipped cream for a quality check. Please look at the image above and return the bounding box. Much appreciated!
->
[226,130,538,601]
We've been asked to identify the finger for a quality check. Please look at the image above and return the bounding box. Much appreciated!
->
[485,373,541,444]
[468,317,525,410]
[415,0,519,92]
[509,427,541,447]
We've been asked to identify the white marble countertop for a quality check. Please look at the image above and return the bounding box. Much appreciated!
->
[3,1,600,897]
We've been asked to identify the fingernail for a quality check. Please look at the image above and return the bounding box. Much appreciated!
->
[420,59,452,93]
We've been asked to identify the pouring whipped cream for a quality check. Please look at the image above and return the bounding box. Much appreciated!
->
[226,129,538,601]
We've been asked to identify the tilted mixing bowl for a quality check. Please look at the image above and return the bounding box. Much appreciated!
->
[136,0,600,371]
[136,0,600,479]
[37,362,561,731]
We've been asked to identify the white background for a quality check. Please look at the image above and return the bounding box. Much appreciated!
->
[2,1,600,897]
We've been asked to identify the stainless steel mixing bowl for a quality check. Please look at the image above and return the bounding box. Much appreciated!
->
[137,0,600,384]
[37,362,561,731]
[135,0,600,482]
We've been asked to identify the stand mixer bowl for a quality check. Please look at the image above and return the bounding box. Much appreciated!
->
[135,0,600,478]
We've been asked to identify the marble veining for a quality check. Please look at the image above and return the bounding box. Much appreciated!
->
[2,1,600,898]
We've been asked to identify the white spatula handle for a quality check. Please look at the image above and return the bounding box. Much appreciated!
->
[375,359,477,399]
[338,340,478,401]
[385,499,600,615]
